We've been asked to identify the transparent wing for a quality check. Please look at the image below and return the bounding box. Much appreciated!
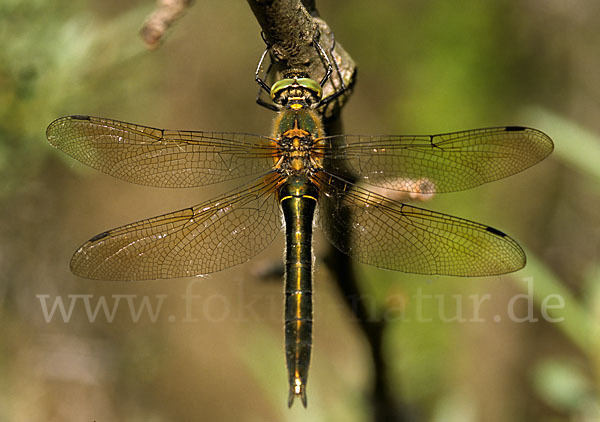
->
[315,173,525,276]
[46,115,276,187]
[70,175,283,280]
[321,126,553,193]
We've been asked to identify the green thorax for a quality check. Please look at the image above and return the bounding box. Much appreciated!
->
[275,107,323,138]
[271,77,325,179]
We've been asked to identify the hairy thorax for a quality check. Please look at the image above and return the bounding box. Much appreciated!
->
[272,107,325,177]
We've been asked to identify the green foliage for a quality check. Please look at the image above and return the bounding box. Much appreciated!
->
[0,0,154,197]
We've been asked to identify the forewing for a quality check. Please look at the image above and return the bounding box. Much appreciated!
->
[71,176,283,280]
[46,115,276,187]
[322,126,553,193]
[315,173,525,276]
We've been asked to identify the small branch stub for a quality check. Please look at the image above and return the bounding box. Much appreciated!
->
[140,0,194,49]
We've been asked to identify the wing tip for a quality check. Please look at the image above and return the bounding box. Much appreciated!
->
[46,115,92,145]
[510,125,555,157]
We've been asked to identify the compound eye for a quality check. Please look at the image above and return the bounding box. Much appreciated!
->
[296,78,323,100]
[270,78,295,100]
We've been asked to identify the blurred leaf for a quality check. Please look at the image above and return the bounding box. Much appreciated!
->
[532,358,592,412]
[0,0,155,197]
[521,250,592,354]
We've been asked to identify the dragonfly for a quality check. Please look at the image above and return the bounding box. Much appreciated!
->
[46,42,553,408]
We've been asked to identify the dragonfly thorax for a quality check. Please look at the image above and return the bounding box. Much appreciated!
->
[277,132,315,175]
[273,106,324,177]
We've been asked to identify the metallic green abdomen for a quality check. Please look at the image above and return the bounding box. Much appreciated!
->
[279,175,318,407]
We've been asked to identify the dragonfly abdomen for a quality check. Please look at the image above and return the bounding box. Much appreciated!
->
[279,176,318,408]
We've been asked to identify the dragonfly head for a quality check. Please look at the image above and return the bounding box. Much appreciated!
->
[270,75,322,110]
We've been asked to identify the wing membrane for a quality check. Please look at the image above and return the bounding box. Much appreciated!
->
[71,175,283,280]
[322,126,553,193]
[46,115,276,187]
[315,173,525,276]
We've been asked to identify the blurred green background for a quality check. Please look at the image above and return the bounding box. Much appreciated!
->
[1,0,598,421]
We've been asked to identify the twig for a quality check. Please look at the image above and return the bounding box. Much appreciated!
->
[140,0,194,49]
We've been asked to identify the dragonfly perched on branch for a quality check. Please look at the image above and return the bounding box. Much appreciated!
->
[46,40,553,407]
